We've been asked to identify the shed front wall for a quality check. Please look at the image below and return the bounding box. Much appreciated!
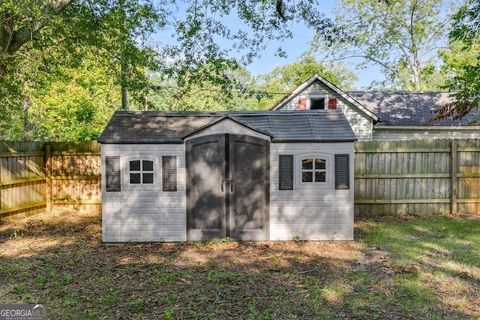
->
[102,144,186,242]
[102,141,355,242]
[270,142,354,240]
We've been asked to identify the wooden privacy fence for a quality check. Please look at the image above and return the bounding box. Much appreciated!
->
[1,139,479,218]
[355,139,480,216]
[0,141,100,218]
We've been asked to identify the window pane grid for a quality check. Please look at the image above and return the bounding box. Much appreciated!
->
[301,158,326,183]
[129,160,154,184]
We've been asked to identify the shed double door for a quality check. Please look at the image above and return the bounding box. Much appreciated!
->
[186,134,269,241]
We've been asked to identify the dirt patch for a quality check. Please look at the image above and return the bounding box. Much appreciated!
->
[0,211,478,319]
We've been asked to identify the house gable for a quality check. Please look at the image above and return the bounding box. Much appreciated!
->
[272,75,378,140]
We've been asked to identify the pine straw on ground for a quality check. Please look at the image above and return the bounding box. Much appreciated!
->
[0,210,479,319]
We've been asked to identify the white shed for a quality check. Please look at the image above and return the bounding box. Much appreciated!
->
[98,110,356,242]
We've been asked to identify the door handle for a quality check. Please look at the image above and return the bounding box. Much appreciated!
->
[221,181,224,192]
[222,178,233,192]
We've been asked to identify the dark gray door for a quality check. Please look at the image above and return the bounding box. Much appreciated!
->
[186,134,226,240]
[186,134,269,241]
[228,134,269,240]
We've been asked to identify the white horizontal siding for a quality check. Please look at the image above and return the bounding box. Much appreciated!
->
[372,128,480,140]
[102,144,186,242]
[269,142,355,241]
[103,141,355,242]
[339,104,372,140]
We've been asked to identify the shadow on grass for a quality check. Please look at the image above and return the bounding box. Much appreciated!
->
[356,216,480,319]
[0,213,478,319]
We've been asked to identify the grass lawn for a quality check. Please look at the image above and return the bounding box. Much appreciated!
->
[0,210,479,319]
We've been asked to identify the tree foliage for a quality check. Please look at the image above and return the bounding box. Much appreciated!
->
[435,0,480,122]
[0,0,332,140]
[254,56,357,109]
[0,0,164,139]
[145,66,261,112]
[145,56,357,112]
[310,0,454,90]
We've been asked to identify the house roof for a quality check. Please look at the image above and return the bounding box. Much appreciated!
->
[271,74,379,122]
[98,110,357,144]
[347,91,479,126]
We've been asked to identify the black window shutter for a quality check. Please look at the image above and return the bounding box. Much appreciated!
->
[335,154,350,190]
[162,156,177,191]
[105,156,121,192]
[279,155,294,190]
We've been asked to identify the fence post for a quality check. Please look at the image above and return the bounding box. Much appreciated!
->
[45,144,52,212]
[450,140,458,216]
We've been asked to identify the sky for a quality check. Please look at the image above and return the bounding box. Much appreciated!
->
[150,0,450,89]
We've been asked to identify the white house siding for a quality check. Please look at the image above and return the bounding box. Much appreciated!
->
[339,104,373,140]
[372,127,480,140]
[269,142,354,241]
[101,144,186,242]
[278,81,373,140]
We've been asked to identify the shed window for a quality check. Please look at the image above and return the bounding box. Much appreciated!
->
[129,160,154,184]
[301,158,326,183]
[310,97,326,110]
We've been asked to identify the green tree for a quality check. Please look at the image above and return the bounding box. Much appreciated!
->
[436,0,479,122]
[145,57,357,112]
[28,55,120,141]
[254,56,357,109]
[0,0,333,140]
[0,0,163,139]
[310,0,455,90]
[145,65,261,112]
[0,0,73,79]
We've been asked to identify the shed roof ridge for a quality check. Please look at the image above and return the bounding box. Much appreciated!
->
[114,109,343,117]
[347,90,451,95]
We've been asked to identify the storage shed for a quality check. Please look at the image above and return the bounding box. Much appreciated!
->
[98,110,356,242]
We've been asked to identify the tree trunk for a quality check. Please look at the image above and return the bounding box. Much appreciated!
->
[121,85,129,111]
[0,62,6,81]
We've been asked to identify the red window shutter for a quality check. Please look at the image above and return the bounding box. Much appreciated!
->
[298,97,307,110]
[328,97,337,109]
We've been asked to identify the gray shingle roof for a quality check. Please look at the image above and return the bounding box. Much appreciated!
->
[347,91,479,126]
[98,110,357,143]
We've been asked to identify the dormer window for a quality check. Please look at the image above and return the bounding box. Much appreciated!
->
[297,95,337,110]
[310,96,326,110]
[310,97,327,110]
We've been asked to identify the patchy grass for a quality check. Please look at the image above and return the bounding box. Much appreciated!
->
[0,210,479,319]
